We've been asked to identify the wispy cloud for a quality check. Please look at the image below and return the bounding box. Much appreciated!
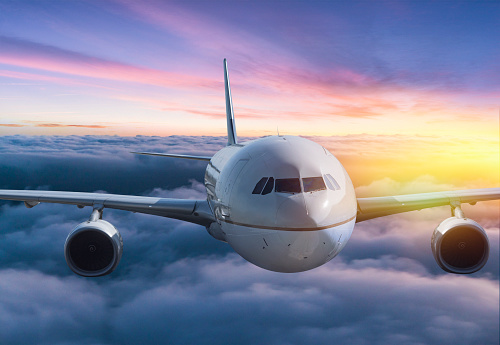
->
[0,36,216,90]
[0,69,108,89]
[1,1,498,136]
[0,124,26,127]
[35,123,109,129]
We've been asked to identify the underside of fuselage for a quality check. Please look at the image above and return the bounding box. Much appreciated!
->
[204,135,358,272]
[223,220,356,272]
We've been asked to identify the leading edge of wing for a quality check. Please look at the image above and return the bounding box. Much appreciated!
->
[131,152,212,161]
[356,187,500,222]
[0,190,215,226]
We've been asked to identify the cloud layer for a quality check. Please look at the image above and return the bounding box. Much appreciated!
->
[0,135,498,344]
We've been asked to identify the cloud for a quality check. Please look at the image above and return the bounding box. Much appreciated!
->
[354,175,456,197]
[0,36,216,90]
[34,123,109,129]
[108,258,499,345]
[111,0,500,127]
[1,1,498,140]
[0,269,107,344]
[0,135,224,194]
[0,69,108,89]
[114,0,299,67]
[112,0,420,117]
[0,135,498,344]
[344,213,499,279]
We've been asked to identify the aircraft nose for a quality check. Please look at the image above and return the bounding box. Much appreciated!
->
[303,192,332,225]
[276,195,317,228]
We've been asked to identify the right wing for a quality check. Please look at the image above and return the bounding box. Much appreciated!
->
[356,188,500,222]
[0,190,215,226]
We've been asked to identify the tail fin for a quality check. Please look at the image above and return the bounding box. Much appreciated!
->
[224,59,237,146]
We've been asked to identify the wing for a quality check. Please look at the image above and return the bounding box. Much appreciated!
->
[356,188,500,222]
[0,190,214,226]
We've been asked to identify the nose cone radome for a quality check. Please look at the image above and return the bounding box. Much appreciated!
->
[275,192,332,229]
[304,191,334,225]
[276,195,312,228]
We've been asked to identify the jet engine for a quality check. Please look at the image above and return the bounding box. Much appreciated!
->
[431,216,489,274]
[64,219,123,277]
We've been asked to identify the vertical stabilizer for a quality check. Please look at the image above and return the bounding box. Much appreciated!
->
[224,59,238,146]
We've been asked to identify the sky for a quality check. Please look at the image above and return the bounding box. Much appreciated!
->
[1,0,499,138]
[0,0,499,344]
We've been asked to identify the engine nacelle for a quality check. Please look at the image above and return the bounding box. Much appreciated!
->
[431,217,489,274]
[64,219,123,277]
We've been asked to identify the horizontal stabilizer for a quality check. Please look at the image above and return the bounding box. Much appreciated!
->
[131,152,211,161]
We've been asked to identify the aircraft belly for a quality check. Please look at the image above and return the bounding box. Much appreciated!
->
[222,219,355,273]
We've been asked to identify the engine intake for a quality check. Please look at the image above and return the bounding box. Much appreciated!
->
[431,217,489,274]
[64,219,123,277]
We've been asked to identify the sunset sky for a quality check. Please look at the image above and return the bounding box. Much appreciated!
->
[1,0,499,136]
[1,0,499,187]
[0,1,499,344]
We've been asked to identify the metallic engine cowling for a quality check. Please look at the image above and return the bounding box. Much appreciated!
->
[64,219,123,277]
[431,217,489,274]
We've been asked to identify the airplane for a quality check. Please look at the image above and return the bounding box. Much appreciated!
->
[1,59,499,277]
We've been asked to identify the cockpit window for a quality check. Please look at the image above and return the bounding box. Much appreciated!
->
[262,177,274,195]
[275,178,301,193]
[252,177,268,194]
[325,174,341,190]
[323,175,335,190]
[303,177,326,192]
[253,176,336,195]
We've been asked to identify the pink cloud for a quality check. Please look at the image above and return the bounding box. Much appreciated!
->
[0,124,25,127]
[0,36,216,90]
[35,123,109,129]
[0,69,108,88]
[115,1,284,59]
[112,3,494,124]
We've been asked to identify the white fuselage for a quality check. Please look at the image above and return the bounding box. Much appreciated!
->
[204,135,357,272]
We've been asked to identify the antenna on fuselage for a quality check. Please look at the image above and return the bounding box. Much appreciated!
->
[224,59,238,146]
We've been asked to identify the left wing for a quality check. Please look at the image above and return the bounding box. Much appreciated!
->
[0,190,214,226]
[356,188,500,222]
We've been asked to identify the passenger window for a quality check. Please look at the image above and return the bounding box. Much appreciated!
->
[326,174,341,190]
[262,177,274,195]
[252,177,268,194]
[303,177,326,192]
[275,178,301,193]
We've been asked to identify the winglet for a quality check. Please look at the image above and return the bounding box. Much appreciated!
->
[224,59,237,146]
